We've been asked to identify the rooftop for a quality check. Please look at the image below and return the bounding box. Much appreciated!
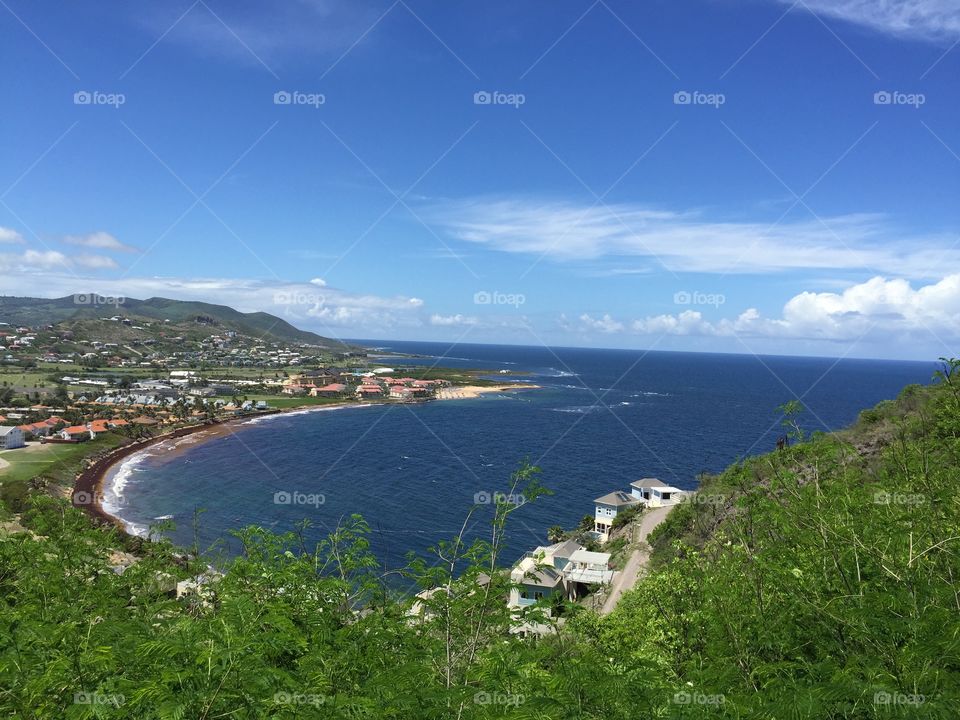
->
[594,490,641,507]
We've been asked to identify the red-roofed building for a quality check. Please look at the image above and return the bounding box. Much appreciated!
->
[356,385,384,398]
[60,426,93,441]
[310,383,347,397]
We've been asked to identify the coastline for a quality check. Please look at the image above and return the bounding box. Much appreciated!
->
[72,383,540,535]
[73,402,354,533]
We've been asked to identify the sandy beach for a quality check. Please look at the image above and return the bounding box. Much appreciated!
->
[435,384,540,400]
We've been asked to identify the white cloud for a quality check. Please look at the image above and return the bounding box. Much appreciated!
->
[0,227,24,244]
[578,313,624,333]
[0,248,119,273]
[430,313,478,326]
[431,198,960,278]
[573,274,960,343]
[0,273,427,338]
[779,0,960,41]
[63,232,139,253]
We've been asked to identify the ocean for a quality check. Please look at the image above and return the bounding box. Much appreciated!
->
[106,342,935,579]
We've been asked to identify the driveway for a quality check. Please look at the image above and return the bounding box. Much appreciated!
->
[601,504,673,614]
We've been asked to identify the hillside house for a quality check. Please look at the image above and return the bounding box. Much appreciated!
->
[593,490,641,543]
[630,478,687,507]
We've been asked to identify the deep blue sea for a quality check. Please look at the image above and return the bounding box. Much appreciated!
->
[108,342,935,579]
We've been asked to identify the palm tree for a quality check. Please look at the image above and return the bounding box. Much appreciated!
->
[547,525,566,543]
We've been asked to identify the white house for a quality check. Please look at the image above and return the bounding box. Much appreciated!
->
[508,540,613,615]
[593,490,641,543]
[630,478,686,507]
[0,426,25,450]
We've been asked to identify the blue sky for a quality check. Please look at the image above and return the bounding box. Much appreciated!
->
[1,0,959,360]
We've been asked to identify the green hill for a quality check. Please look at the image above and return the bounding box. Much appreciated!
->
[0,295,356,350]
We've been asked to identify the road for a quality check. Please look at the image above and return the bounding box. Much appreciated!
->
[601,505,673,614]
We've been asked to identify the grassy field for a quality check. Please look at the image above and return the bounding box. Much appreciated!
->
[0,434,128,509]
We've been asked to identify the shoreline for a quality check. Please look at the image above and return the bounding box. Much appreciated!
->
[72,383,541,535]
[73,402,354,532]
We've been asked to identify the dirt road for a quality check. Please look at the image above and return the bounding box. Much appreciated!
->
[601,505,673,614]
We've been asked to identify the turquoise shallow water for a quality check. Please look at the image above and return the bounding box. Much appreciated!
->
[108,342,935,576]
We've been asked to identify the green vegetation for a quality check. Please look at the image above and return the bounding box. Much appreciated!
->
[2,364,959,717]
[0,434,127,510]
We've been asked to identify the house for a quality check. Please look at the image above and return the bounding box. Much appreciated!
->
[629,478,687,507]
[508,539,612,615]
[89,420,110,435]
[356,385,383,398]
[0,426,25,450]
[389,385,413,400]
[60,425,93,441]
[593,490,641,543]
[310,383,346,397]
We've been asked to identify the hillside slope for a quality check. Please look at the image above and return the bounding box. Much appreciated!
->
[0,295,354,349]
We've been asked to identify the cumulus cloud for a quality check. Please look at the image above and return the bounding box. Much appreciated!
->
[0,226,24,244]
[574,274,960,343]
[431,198,960,278]
[778,0,960,41]
[63,232,139,253]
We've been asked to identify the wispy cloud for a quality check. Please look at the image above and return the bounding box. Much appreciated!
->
[777,0,960,41]
[63,232,139,254]
[0,249,117,272]
[132,0,389,68]
[431,197,960,278]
